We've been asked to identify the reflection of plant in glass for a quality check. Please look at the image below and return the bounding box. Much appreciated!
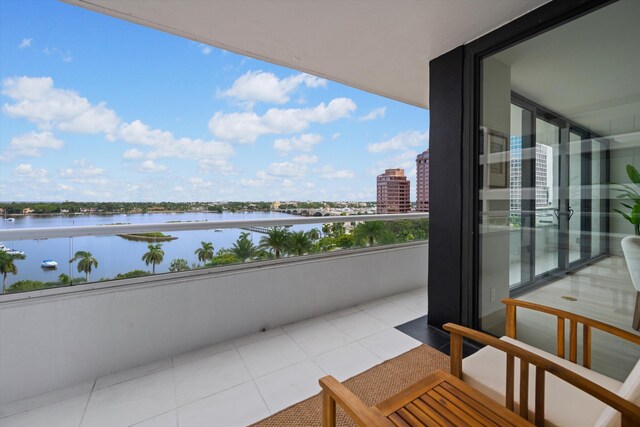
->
[613,164,640,236]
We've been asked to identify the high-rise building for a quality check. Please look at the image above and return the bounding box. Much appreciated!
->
[416,150,429,211]
[509,136,551,211]
[376,168,410,214]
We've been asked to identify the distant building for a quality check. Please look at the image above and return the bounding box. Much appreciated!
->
[416,150,429,211]
[377,168,410,214]
[509,136,551,211]
[22,208,34,215]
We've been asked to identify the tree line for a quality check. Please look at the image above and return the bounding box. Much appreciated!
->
[1,219,427,294]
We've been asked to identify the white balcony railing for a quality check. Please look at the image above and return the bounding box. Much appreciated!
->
[0,213,429,406]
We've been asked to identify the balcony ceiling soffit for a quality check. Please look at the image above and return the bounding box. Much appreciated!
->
[62,0,547,109]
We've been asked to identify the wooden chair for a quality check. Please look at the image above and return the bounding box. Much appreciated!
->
[319,370,535,426]
[319,299,640,426]
[444,298,640,426]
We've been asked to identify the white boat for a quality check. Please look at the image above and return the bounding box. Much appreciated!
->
[0,244,24,256]
[3,218,15,222]
[214,229,224,232]
[41,260,58,269]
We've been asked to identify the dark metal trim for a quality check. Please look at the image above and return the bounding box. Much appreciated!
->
[462,0,617,330]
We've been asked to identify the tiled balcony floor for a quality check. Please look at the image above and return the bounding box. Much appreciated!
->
[1,287,426,427]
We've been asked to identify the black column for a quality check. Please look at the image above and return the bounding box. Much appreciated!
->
[427,46,465,329]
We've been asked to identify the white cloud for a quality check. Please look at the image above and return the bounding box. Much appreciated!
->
[267,161,307,178]
[139,160,167,173]
[57,183,73,191]
[359,107,386,122]
[43,47,72,62]
[331,132,341,140]
[15,163,48,182]
[197,158,235,174]
[58,160,106,184]
[18,38,32,49]
[273,134,322,154]
[188,177,215,188]
[314,165,355,179]
[117,120,235,173]
[367,130,428,153]
[239,178,266,187]
[123,148,144,159]
[2,76,120,135]
[369,150,419,178]
[200,45,213,55]
[209,98,356,143]
[292,154,318,164]
[10,131,63,157]
[221,71,326,106]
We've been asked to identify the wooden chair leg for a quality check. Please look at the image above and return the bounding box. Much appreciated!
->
[633,291,640,331]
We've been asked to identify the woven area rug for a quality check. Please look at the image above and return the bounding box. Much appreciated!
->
[251,344,449,427]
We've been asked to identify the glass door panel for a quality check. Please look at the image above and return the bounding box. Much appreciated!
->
[569,132,583,263]
[534,118,560,276]
[509,104,523,286]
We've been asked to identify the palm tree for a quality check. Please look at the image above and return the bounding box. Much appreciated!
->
[356,221,385,246]
[322,223,332,236]
[259,227,290,259]
[287,231,313,256]
[142,243,164,274]
[307,228,320,241]
[230,232,257,262]
[58,273,70,285]
[69,250,98,282]
[0,251,25,293]
[332,223,345,237]
[194,241,214,264]
[169,258,190,272]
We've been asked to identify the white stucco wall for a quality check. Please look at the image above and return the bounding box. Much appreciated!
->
[0,243,428,405]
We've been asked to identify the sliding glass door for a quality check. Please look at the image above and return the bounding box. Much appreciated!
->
[509,96,608,291]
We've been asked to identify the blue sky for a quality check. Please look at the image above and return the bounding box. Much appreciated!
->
[0,0,429,202]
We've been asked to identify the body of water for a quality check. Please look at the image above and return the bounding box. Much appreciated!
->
[0,211,315,286]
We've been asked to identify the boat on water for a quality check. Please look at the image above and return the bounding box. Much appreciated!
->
[41,260,58,269]
[3,218,15,222]
[214,229,224,232]
[0,244,24,256]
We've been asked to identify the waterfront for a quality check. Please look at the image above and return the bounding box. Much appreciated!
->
[0,211,312,286]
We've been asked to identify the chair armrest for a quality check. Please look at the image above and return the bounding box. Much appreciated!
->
[443,323,640,425]
[501,298,640,345]
[319,375,391,427]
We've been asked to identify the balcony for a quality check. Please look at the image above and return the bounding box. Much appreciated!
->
[0,214,429,426]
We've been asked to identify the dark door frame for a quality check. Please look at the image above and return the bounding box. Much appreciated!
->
[459,0,616,329]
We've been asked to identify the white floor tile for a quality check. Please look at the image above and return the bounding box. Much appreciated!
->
[254,360,325,413]
[81,369,176,427]
[313,342,381,381]
[0,379,94,419]
[177,381,270,427]
[131,410,177,427]
[359,328,422,360]
[287,320,353,357]
[172,340,235,367]
[0,393,89,427]
[95,358,172,390]
[322,306,361,321]
[237,334,307,378]
[173,349,250,407]
[360,301,422,327]
[282,316,327,333]
[329,311,389,340]
[386,293,428,315]
[233,327,285,348]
